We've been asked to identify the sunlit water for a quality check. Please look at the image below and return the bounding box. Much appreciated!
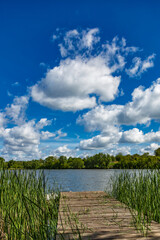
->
[35,169,144,192]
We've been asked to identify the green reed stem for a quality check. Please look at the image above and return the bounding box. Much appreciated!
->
[0,170,60,240]
[109,170,160,236]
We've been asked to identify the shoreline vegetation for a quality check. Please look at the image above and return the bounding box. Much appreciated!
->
[1,168,160,238]
[109,170,160,236]
[1,147,160,170]
[0,170,60,239]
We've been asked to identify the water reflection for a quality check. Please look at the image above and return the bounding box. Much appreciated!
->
[41,169,128,192]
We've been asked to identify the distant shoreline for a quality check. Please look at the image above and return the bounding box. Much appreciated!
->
[1,150,160,170]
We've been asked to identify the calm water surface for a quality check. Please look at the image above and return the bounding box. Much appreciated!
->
[39,169,138,192]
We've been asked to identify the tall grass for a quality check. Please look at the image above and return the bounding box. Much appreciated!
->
[0,170,59,240]
[109,170,160,236]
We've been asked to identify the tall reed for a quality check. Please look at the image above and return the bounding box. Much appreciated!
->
[109,170,160,236]
[0,170,59,240]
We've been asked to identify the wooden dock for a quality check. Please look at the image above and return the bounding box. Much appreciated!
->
[56,191,160,239]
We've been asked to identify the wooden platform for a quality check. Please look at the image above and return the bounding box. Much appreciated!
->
[56,191,160,240]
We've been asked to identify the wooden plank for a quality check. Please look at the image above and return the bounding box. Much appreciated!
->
[56,191,160,240]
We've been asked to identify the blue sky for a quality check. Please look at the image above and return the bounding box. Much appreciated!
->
[1,0,160,160]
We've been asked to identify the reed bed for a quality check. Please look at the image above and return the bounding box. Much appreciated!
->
[0,170,59,240]
[109,170,160,236]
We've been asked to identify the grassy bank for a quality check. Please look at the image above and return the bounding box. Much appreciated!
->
[109,170,160,236]
[0,170,60,239]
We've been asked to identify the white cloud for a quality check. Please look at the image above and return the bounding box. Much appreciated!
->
[0,93,69,160]
[1,29,157,159]
[55,145,71,154]
[0,96,56,160]
[144,130,160,142]
[101,36,139,72]
[120,128,144,143]
[77,104,123,131]
[1,121,41,160]
[36,118,52,129]
[77,79,160,150]
[81,28,100,49]
[5,96,29,125]
[118,79,160,125]
[0,94,69,160]
[140,143,160,155]
[31,29,145,112]
[0,113,6,128]
[41,131,55,140]
[108,146,131,156]
[79,126,121,150]
[78,79,160,130]
[58,28,100,57]
[55,129,67,139]
[126,54,155,77]
[79,126,160,150]
[79,135,111,150]
[0,118,56,160]
[31,57,120,111]
[54,145,72,157]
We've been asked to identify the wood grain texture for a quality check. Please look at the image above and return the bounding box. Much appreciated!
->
[56,191,160,240]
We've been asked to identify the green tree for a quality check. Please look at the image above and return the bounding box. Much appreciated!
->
[68,158,85,169]
[44,156,57,169]
[57,156,67,169]
[84,153,110,169]
[7,160,14,169]
[115,153,123,162]
[154,148,160,156]
[0,157,5,169]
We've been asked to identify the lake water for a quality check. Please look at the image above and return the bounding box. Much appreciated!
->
[40,169,137,192]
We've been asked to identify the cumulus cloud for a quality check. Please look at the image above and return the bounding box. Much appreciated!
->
[79,127,160,150]
[79,126,121,150]
[0,118,56,160]
[77,104,123,131]
[1,121,41,160]
[1,29,157,159]
[0,96,63,160]
[55,145,71,154]
[78,79,160,130]
[31,57,120,111]
[31,29,146,112]
[140,143,160,155]
[118,79,160,125]
[77,78,160,150]
[108,146,131,156]
[120,128,160,144]
[0,113,6,128]
[0,105,68,160]
[5,96,29,125]
[120,128,144,143]
[54,145,72,157]
[126,54,155,77]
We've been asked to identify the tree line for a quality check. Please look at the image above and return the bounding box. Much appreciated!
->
[1,148,160,169]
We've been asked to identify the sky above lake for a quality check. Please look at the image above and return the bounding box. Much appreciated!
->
[1,0,160,160]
